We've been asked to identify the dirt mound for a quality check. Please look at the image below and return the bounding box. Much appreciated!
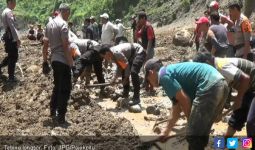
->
[0,39,140,149]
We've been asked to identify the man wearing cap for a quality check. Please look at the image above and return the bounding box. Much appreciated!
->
[197,16,226,57]
[193,52,255,143]
[42,3,73,125]
[90,16,99,41]
[228,0,253,61]
[100,13,118,45]
[0,0,21,82]
[136,11,155,61]
[115,19,129,45]
[144,59,229,150]
[99,43,146,111]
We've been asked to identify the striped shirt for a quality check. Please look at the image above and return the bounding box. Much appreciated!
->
[214,57,255,90]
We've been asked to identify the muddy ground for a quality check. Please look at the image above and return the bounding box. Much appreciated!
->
[0,39,141,149]
[0,25,247,150]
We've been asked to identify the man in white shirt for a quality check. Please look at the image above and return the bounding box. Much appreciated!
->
[100,13,118,45]
[0,0,20,82]
[115,19,129,45]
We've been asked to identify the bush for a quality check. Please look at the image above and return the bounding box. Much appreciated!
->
[182,0,190,12]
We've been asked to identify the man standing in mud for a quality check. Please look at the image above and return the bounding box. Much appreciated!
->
[42,3,73,125]
[0,0,20,82]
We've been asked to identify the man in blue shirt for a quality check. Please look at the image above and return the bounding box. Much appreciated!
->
[144,59,229,150]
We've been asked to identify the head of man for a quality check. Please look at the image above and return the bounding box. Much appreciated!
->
[228,1,242,21]
[84,18,90,26]
[37,24,42,29]
[208,1,219,14]
[59,3,71,21]
[100,13,109,24]
[144,58,163,88]
[7,0,16,10]
[115,19,121,24]
[210,11,220,24]
[68,22,73,28]
[193,51,214,66]
[196,17,210,33]
[137,11,147,27]
[90,16,95,23]
[98,44,113,61]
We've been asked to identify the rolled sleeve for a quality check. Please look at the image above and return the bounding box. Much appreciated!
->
[219,64,240,84]
[160,74,182,104]
[241,20,252,42]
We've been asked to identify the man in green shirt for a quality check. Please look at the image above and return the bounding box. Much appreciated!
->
[144,59,229,150]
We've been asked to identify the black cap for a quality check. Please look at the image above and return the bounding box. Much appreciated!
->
[97,44,112,54]
[144,58,163,77]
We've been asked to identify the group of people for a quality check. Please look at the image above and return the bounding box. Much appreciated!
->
[27,24,44,42]
[1,0,255,150]
[144,1,255,150]
[40,2,156,124]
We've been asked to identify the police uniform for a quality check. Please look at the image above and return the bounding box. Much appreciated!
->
[45,14,71,121]
[1,6,19,80]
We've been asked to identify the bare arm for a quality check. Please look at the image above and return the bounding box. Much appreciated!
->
[162,104,182,137]
[175,90,191,118]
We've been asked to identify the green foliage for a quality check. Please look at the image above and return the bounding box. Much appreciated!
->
[181,0,190,12]
[0,0,139,27]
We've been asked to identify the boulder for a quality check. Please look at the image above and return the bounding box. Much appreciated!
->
[173,29,192,47]
[146,105,161,116]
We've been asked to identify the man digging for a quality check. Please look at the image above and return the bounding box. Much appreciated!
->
[144,58,229,150]
[99,43,146,113]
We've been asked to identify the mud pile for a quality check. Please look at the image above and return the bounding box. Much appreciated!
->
[0,39,140,149]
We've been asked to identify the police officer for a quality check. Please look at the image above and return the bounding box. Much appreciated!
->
[0,0,20,82]
[99,43,146,110]
[72,44,106,95]
[42,3,72,124]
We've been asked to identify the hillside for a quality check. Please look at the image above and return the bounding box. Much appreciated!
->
[0,0,217,29]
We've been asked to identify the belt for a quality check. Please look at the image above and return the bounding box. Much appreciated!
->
[128,44,136,63]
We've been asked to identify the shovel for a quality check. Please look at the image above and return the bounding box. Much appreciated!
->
[85,82,121,88]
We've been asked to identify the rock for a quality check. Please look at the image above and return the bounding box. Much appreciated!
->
[146,106,156,114]
[144,115,157,121]
[153,126,161,134]
[173,29,192,47]
[146,105,161,116]
[129,104,142,113]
